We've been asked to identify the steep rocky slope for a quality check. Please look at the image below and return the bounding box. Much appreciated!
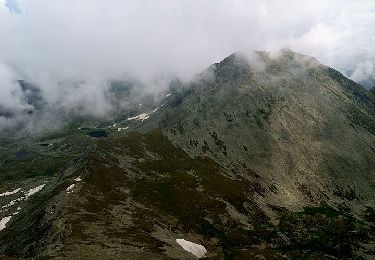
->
[0,50,375,259]
[162,50,375,210]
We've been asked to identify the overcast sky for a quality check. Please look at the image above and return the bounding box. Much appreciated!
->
[0,0,374,130]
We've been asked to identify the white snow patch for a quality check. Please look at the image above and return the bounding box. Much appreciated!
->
[74,177,82,182]
[176,239,207,258]
[1,184,46,212]
[0,216,12,231]
[127,112,150,121]
[0,188,21,197]
[25,184,45,198]
[12,207,21,215]
[127,108,159,121]
[117,127,129,131]
[165,93,171,97]
[66,184,75,193]
[1,197,24,209]
[112,123,117,127]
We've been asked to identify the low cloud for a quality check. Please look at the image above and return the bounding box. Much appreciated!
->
[0,0,374,133]
[351,61,375,83]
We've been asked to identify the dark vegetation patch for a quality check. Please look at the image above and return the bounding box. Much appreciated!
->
[244,94,279,130]
[364,207,375,223]
[209,131,227,156]
[277,204,369,259]
[334,185,359,201]
[189,138,198,147]
[223,111,234,122]
[202,140,212,154]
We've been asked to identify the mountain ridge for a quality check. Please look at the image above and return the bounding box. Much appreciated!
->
[0,49,375,259]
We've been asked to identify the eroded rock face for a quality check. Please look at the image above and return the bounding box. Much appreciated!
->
[0,50,375,259]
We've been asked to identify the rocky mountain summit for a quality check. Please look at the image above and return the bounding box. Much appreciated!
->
[0,50,375,259]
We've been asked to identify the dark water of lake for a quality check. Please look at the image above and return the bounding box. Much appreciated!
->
[87,130,108,138]
[15,151,32,160]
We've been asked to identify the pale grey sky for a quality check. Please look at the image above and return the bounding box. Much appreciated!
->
[0,0,374,130]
